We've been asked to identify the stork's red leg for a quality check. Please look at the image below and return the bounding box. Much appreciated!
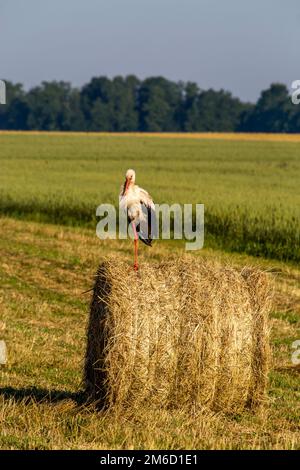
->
[134,239,138,271]
[132,222,139,271]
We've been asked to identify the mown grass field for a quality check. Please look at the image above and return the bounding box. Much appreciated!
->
[0,133,299,449]
[0,217,299,449]
[0,132,299,261]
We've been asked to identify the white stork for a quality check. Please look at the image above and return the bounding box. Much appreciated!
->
[119,169,156,271]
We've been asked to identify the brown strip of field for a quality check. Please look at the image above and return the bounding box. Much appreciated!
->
[1,131,300,142]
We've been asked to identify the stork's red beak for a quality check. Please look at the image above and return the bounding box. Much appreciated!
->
[122,177,130,196]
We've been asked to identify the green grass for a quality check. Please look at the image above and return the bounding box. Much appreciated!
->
[0,134,299,261]
[0,217,299,450]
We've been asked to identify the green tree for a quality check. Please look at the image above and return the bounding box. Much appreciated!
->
[0,81,29,130]
[182,82,201,131]
[80,77,114,131]
[138,77,182,131]
[289,107,300,133]
[80,75,139,131]
[26,81,82,130]
[111,75,139,131]
[197,89,249,131]
[239,83,293,132]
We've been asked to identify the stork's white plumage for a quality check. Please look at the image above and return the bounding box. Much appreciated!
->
[119,169,155,271]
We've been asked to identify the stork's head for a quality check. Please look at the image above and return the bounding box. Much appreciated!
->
[122,169,136,195]
[125,169,136,183]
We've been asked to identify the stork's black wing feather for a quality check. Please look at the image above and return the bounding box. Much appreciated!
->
[138,201,157,246]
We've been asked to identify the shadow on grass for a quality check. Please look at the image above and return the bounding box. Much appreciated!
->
[0,386,86,405]
[274,365,300,375]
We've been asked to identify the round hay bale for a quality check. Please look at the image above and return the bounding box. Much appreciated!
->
[84,258,272,413]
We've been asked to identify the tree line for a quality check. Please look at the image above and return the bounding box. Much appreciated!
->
[0,76,299,132]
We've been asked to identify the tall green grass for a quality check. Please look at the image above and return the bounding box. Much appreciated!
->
[0,134,299,261]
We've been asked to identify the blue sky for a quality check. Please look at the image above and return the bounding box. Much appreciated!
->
[0,0,299,101]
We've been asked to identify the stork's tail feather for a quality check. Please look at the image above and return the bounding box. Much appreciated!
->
[139,236,152,247]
